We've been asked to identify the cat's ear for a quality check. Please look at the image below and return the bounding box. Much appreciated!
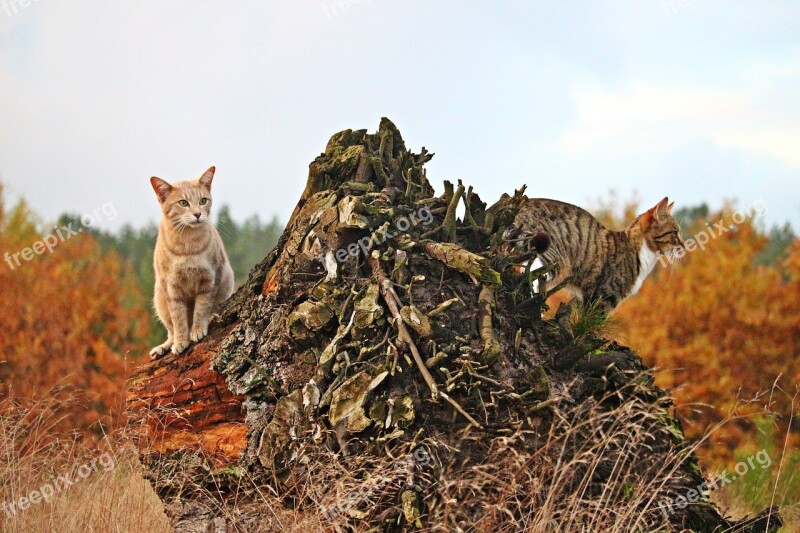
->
[199,166,215,191]
[637,197,668,228]
[638,209,655,228]
[667,201,675,214]
[653,197,670,221]
[150,177,173,203]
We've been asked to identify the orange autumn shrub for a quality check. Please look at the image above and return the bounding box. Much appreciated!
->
[0,190,150,436]
[615,208,799,463]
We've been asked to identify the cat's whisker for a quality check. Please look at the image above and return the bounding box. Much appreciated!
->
[672,253,684,272]
[215,221,233,239]
[217,220,233,235]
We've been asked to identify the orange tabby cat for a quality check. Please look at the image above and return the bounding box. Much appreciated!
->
[149,166,234,358]
[517,197,684,310]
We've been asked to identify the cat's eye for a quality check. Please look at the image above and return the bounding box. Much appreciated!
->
[199,198,208,206]
[178,200,189,207]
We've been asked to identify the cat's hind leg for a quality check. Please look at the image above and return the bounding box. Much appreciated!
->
[204,264,235,333]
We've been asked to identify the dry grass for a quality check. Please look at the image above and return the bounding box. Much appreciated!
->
[2,387,795,532]
[429,393,693,532]
[140,382,792,532]
[0,392,170,533]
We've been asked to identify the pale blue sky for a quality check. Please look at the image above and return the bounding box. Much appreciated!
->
[1,1,799,231]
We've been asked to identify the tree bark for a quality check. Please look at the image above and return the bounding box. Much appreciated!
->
[127,324,247,468]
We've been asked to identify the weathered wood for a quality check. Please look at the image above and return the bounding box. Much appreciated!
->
[422,241,501,286]
[370,256,438,400]
[126,325,247,468]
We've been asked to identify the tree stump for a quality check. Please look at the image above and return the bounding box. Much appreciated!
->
[127,118,781,532]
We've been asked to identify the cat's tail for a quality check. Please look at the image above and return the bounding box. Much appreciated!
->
[502,223,551,255]
[529,231,550,254]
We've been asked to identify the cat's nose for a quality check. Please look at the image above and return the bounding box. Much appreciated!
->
[194,213,201,220]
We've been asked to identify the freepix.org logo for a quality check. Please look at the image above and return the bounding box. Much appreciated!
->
[1,452,115,519]
[1,0,41,18]
[655,449,772,518]
[659,199,766,268]
[327,206,434,264]
[3,202,117,271]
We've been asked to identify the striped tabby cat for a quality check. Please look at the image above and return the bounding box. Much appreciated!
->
[517,197,684,310]
[149,167,235,358]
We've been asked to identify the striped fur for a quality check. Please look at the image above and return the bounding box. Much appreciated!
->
[516,197,684,310]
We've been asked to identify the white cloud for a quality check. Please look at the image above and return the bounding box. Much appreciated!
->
[713,128,800,168]
[559,77,800,168]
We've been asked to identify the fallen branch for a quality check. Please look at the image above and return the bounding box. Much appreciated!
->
[422,241,501,286]
[477,286,501,361]
[370,255,439,401]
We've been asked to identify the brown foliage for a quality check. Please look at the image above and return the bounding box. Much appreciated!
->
[615,209,800,463]
[0,198,150,435]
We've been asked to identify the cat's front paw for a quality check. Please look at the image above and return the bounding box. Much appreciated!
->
[171,339,190,355]
[190,325,208,343]
[150,341,173,359]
